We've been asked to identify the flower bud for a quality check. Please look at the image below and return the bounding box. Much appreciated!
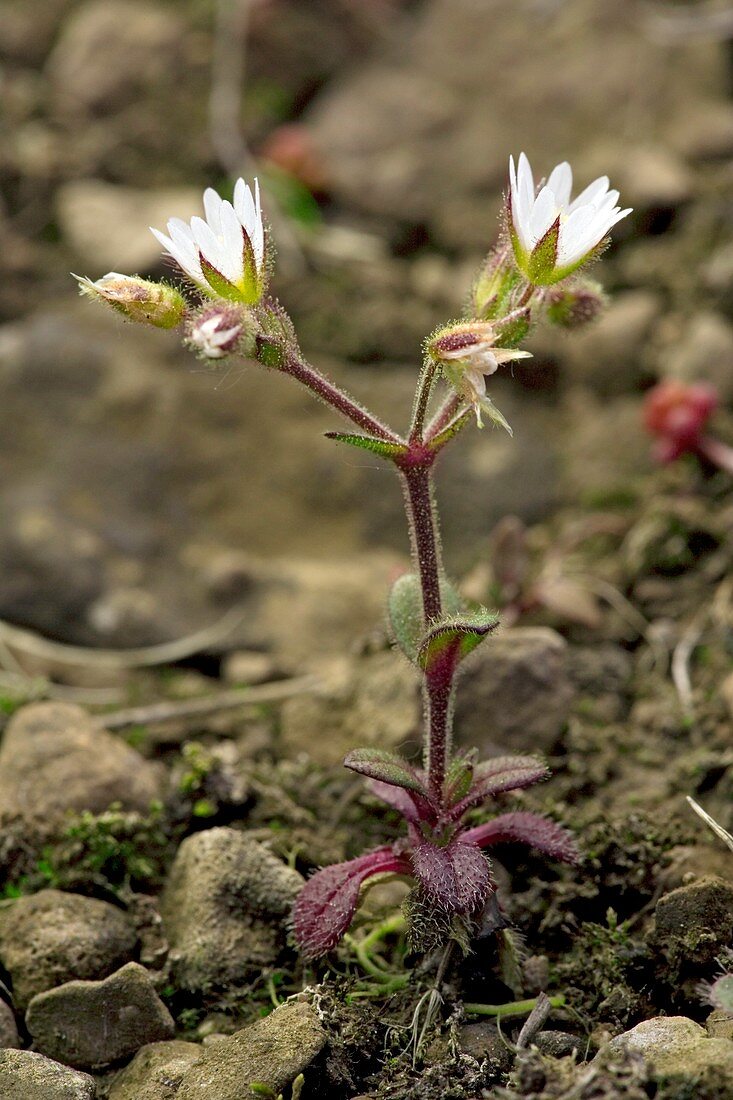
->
[75,273,185,328]
[186,303,255,360]
[643,379,718,462]
[471,248,521,320]
[546,281,606,329]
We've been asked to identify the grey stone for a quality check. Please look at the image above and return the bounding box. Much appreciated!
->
[160,828,303,994]
[454,627,573,754]
[176,1000,326,1100]
[0,889,137,1011]
[663,311,733,403]
[651,876,733,972]
[531,290,662,396]
[0,1001,20,1050]
[26,961,175,1070]
[279,651,418,766]
[108,1040,201,1100]
[0,1049,96,1099]
[0,702,162,820]
[605,1016,733,1086]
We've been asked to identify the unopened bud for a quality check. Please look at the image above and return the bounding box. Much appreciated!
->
[471,248,521,320]
[75,272,185,329]
[428,321,531,429]
[186,304,254,360]
[546,281,606,329]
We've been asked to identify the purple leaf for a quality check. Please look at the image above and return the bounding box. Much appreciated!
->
[410,837,493,914]
[293,846,411,959]
[463,811,579,864]
[448,756,549,819]
[368,780,434,825]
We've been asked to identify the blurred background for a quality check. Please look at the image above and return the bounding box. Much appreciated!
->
[1,0,732,653]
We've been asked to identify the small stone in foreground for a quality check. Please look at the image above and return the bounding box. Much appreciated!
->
[26,961,175,1070]
[0,1001,20,1050]
[108,1040,202,1100]
[175,1000,326,1100]
[0,888,137,1010]
[0,1049,95,1099]
[605,1015,733,1088]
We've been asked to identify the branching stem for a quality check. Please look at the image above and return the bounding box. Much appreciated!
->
[282,352,403,443]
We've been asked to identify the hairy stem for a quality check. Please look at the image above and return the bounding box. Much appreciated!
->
[400,459,455,802]
[409,360,437,442]
[283,352,403,443]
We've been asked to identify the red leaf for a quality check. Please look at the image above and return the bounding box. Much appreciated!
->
[463,811,579,864]
[293,846,410,959]
[410,837,492,913]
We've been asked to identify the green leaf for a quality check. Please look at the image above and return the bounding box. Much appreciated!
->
[429,408,473,453]
[444,753,476,803]
[325,432,407,461]
[388,574,465,662]
[417,609,500,672]
[344,748,427,796]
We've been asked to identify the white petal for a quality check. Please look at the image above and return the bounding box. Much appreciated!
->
[492,348,533,364]
[219,200,246,283]
[568,175,609,213]
[546,161,573,208]
[557,205,598,265]
[529,186,558,244]
[203,188,224,236]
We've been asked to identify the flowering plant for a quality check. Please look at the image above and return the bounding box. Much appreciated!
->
[77,153,631,962]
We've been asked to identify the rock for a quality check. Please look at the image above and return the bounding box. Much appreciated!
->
[610,145,694,211]
[0,1001,19,1050]
[176,1000,326,1100]
[108,1040,202,1100]
[0,702,162,820]
[605,1016,733,1088]
[279,651,418,765]
[534,1030,585,1058]
[307,0,728,245]
[453,627,573,754]
[0,888,137,1011]
[222,650,281,685]
[531,291,662,396]
[26,961,175,1070]
[650,876,733,975]
[47,0,185,117]
[707,1010,733,1042]
[58,181,201,271]
[160,828,303,994]
[662,311,733,403]
[457,1021,512,1074]
[560,392,652,504]
[0,1049,96,1099]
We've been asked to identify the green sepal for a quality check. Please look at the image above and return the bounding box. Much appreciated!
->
[479,398,513,436]
[344,747,427,796]
[325,432,407,461]
[494,309,530,348]
[527,216,560,285]
[199,256,242,301]
[388,573,465,663]
[417,609,500,672]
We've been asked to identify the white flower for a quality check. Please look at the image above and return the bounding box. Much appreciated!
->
[429,321,531,429]
[151,179,266,303]
[508,153,631,285]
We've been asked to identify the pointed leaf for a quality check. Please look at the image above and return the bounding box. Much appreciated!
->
[443,753,476,805]
[449,756,549,819]
[368,779,426,824]
[463,811,579,864]
[429,407,474,453]
[417,609,499,673]
[388,573,465,662]
[293,846,411,959]
[344,748,426,797]
[410,837,492,914]
[325,432,407,461]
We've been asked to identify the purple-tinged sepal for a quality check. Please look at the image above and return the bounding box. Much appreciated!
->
[186,302,257,360]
